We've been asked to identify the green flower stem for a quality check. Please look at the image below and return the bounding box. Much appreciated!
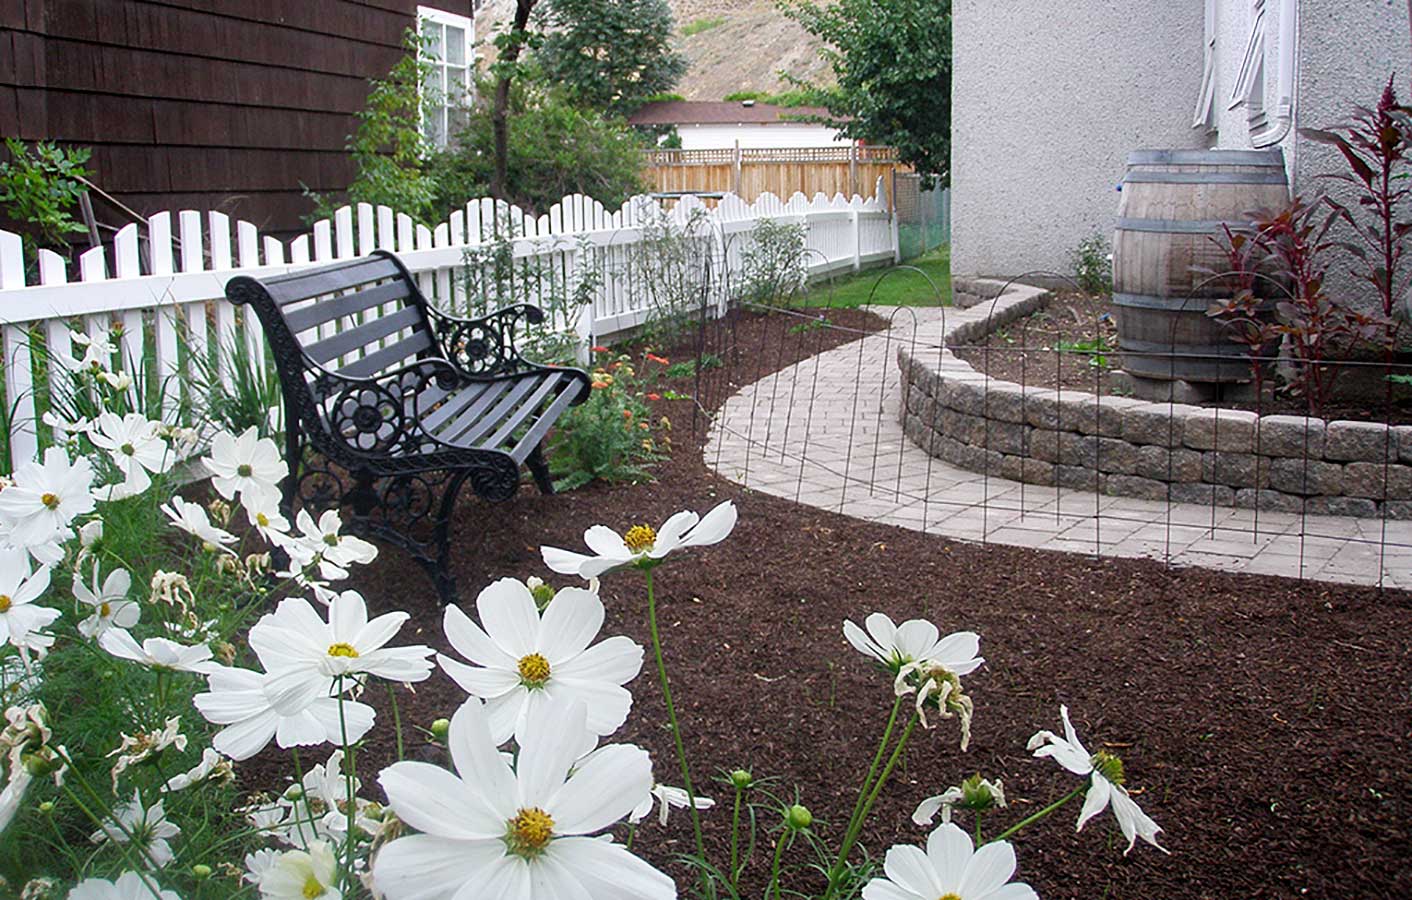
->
[975,811,983,845]
[842,695,905,844]
[289,747,313,850]
[61,784,163,893]
[824,712,919,900]
[729,784,744,890]
[336,676,359,891]
[766,830,790,900]
[643,566,714,900]
[988,783,1087,844]
[387,683,405,761]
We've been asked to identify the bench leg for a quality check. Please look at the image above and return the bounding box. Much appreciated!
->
[527,444,555,495]
[427,468,471,605]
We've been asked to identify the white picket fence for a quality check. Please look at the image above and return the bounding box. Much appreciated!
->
[0,182,896,473]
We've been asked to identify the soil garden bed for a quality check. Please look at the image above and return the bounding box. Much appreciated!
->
[243,307,1411,900]
[954,292,1412,426]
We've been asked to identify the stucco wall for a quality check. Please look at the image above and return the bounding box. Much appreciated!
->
[950,1,1206,279]
[675,123,851,150]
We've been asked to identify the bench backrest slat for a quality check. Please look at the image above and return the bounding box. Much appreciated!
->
[304,305,424,366]
[335,331,436,380]
[283,280,409,333]
[264,256,402,306]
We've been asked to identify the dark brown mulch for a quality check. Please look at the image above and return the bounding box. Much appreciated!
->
[955,292,1412,426]
[255,307,1411,900]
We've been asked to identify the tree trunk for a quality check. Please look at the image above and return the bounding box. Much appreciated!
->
[491,0,538,202]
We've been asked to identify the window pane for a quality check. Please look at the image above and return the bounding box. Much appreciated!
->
[421,20,444,61]
[446,26,466,65]
[447,67,467,103]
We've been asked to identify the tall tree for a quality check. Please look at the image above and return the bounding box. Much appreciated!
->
[534,0,688,117]
[781,0,951,181]
[491,0,540,201]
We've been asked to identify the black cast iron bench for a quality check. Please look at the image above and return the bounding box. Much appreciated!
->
[226,249,589,602]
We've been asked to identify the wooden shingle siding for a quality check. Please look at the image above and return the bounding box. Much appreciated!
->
[1,0,475,239]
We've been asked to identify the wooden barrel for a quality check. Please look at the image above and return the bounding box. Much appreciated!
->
[1112,149,1290,383]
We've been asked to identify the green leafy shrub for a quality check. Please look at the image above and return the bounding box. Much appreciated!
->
[0,139,91,253]
[1070,232,1112,294]
[741,217,808,309]
[548,349,667,490]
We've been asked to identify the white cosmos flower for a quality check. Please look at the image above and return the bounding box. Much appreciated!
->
[249,591,434,711]
[913,777,1006,826]
[844,613,984,674]
[1,767,32,835]
[245,498,292,546]
[108,716,186,790]
[260,841,343,900]
[629,783,715,827]
[0,655,42,706]
[1027,705,1167,855]
[438,578,644,746]
[69,329,117,371]
[0,447,96,549]
[88,412,171,492]
[243,848,279,885]
[861,822,1036,900]
[203,426,288,513]
[0,552,57,654]
[97,370,133,392]
[162,747,233,792]
[193,665,375,761]
[373,697,673,900]
[542,500,737,579]
[284,509,378,580]
[75,564,139,639]
[98,631,219,674]
[90,791,181,869]
[161,497,238,553]
[67,870,181,900]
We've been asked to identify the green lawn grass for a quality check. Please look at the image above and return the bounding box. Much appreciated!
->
[803,245,951,308]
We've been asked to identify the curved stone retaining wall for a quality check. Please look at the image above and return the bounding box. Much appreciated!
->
[898,281,1412,518]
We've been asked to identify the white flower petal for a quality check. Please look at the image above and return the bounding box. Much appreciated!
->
[550,836,676,900]
[373,834,504,900]
[925,823,973,894]
[477,578,541,657]
[379,761,505,840]
[443,604,517,670]
[882,844,943,899]
[538,589,604,663]
[1076,775,1112,833]
[547,743,652,835]
[679,500,736,548]
[448,698,518,821]
[959,839,1017,898]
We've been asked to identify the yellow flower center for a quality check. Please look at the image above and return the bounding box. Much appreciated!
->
[121,443,135,456]
[1091,750,1125,785]
[937,894,963,900]
[517,653,551,686]
[0,595,10,614]
[237,463,253,477]
[302,875,327,898]
[327,642,360,658]
[623,524,656,553]
[99,602,112,617]
[40,492,59,510]
[256,512,270,527]
[323,533,340,547]
[506,807,554,857]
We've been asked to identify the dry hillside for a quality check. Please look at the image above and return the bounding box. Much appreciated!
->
[474,0,833,101]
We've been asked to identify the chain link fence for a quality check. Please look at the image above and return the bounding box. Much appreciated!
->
[892,172,950,261]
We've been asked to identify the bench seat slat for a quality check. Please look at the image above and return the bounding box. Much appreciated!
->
[421,378,514,434]
[482,373,565,450]
[445,374,547,447]
[265,257,401,306]
[509,378,584,462]
[284,281,410,333]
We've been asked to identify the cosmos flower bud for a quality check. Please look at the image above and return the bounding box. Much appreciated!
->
[430,718,451,742]
[191,865,212,879]
[784,804,812,830]
[730,769,754,789]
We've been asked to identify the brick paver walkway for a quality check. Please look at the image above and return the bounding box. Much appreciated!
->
[705,300,1412,589]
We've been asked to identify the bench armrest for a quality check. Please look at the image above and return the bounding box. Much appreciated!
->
[308,358,469,459]
[426,304,548,377]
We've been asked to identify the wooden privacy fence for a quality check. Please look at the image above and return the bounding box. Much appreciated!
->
[0,181,896,473]
[642,145,907,205]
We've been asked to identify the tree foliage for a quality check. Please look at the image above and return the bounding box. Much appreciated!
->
[534,0,689,117]
[780,0,952,181]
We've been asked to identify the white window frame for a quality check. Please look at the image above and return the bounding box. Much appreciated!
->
[1227,0,1296,147]
[416,6,475,149]
[1192,0,1218,132]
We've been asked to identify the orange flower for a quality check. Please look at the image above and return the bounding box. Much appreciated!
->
[622,409,633,421]
[646,393,661,401]
[591,381,609,390]
[646,353,669,365]
[591,345,610,354]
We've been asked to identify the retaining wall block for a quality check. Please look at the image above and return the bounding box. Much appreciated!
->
[1184,408,1260,453]
[1234,488,1305,513]
[1069,396,1136,437]
[1384,500,1412,519]
[1133,445,1204,482]
[1016,457,1057,486]
[1056,464,1100,490]
[1396,426,1412,464]
[1102,474,1169,501]
[1122,403,1202,447]
[1201,452,1271,489]
[1256,415,1328,458]
[1169,482,1236,506]
[1092,438,1142,475]
[1343,461,1412,500]
[1324,420,1399,462]
[1268,458,1345,496]
[1305,496,1379,518]
[982,382,1029,424]
[939,378,987,416]
[983,420,1031,456]
[1029,428,1060,463]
